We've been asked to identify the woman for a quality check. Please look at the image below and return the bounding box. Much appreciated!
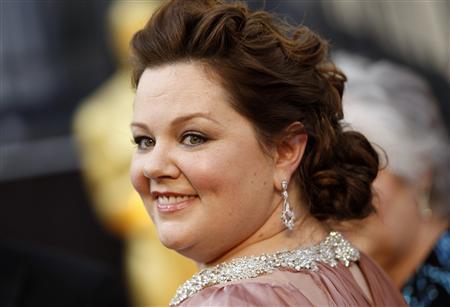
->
[335,52,450,307]
[129,1,405,305]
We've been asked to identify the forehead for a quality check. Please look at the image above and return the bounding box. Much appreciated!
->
[133,62,230,116]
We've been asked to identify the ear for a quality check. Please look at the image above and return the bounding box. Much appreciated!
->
[273,122,308,189]
[417,169,433,192]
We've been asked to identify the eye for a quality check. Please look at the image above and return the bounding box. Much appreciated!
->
[132,136,155,150]
[181,132,208,146]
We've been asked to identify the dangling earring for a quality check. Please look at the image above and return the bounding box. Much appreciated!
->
[281,180,295,230]
[418,189,432,221]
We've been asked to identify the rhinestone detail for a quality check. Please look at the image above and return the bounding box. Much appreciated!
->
[170,231,359,306]
[281,180,295,230]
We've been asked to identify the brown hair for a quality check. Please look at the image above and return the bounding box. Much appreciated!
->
[130,0,379,221]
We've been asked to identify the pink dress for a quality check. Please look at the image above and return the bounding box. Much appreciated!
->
[180,253,405,306]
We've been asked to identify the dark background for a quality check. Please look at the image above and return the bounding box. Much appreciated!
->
[0,171,123,269]
[1,0,123,280]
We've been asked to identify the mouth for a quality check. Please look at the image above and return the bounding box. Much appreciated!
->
[153,193,198,213]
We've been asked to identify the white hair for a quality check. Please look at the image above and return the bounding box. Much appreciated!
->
[334,52,450,217]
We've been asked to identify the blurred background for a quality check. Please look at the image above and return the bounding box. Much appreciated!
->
[0,1,128,306]
[1,1,448,306]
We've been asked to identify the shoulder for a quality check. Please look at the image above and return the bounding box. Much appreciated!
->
[358,252,395,284]
[179,256,406,307]
[180,279,314,307]
[358,253,407,306]
[178,268,339,306]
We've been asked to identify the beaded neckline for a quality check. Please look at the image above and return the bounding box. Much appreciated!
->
[170,231,359,306]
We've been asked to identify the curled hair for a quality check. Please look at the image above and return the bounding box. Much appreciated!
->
[130,0,379,221]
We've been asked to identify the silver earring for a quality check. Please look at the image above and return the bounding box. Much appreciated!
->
[418,190,432,221]
[281,180,295,230]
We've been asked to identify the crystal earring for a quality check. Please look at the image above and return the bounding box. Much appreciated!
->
[281,180,295,230]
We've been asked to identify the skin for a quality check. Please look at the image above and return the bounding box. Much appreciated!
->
[129,61,328,266]
[340,170,448,288]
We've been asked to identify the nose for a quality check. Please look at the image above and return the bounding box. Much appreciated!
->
[142,142,180,180]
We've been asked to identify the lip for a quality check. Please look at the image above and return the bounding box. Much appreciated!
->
[151,191,198,213]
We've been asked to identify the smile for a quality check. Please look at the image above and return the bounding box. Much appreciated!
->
[157,195,196,205]
[155,194,197,213]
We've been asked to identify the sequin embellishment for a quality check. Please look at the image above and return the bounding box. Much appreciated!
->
[170,231,359,306]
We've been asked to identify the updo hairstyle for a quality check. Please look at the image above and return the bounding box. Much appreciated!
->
[130,0,379,221]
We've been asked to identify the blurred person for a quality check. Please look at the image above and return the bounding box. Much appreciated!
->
[129,1,405,306]
[335,52,450,307]
[73,1,196,306]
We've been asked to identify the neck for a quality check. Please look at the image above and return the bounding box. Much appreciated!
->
[202,204,328,268]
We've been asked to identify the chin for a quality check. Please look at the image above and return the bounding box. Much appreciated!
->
[157,226,193,252]
[176,246,217,264]
[158,232,214,263]
[158,234,184,250]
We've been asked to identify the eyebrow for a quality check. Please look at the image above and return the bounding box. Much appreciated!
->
[130,112,222,130]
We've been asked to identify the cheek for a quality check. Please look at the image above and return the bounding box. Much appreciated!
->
[178,151,232,196]
[182,148,255,192]
[374,187,418,254]
[180,145,271,215]
[130,154,148,195]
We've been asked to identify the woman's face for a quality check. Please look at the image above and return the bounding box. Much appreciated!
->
[358,170,420,267]
[130,62,278,263]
